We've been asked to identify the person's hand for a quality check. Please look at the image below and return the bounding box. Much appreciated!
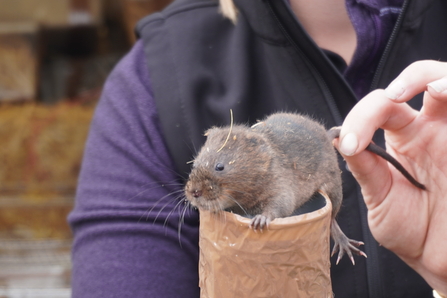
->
[333,60,447,294]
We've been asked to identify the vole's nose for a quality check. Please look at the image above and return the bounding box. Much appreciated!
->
[192,189,202,198]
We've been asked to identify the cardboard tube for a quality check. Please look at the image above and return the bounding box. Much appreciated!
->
[198,191,333,298]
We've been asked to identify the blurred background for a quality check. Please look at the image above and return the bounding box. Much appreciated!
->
[0,0,172,297]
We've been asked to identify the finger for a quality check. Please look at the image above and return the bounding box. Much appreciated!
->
[338,89,417,156]
[423,77,447,118]
[384,60,447,102]
[333,137,392,205]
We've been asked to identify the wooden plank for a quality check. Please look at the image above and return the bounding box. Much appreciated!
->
[0,239,71,292]
[0,0,102,26]
[0,198,73,239]
[0,102,94,196]
[0,23,38,102]
[0,0,70,26]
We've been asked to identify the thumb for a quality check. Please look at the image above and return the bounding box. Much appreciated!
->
[333,137,392,206]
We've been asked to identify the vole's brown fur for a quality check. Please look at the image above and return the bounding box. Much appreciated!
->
[187,112,420,263]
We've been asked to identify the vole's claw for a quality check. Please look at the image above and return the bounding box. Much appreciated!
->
[250,215,271,232]
[332,238,366,265]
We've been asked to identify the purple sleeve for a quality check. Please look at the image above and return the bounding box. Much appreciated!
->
[68,40,200,298]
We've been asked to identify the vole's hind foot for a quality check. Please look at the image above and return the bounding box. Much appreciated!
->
[332,237,367,265]
[331,220,367,265]
[250,215,271,232]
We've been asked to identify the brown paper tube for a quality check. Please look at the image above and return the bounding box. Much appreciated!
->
[198,191,333,298]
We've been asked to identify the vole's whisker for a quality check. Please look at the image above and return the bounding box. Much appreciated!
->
[141,189,184,223]
[177,202,191,247]
[162,195,187,227]
[130,181,183,201]
[222,194,248,216]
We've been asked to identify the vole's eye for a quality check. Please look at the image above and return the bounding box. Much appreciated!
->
[215,163,225,171]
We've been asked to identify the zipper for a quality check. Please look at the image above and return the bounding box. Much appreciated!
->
[357,186,384,298]
[360,2,410,297]
[370,0,410,90]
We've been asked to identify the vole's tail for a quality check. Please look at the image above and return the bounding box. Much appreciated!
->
[327,127,426,191]
[327,126,342,140]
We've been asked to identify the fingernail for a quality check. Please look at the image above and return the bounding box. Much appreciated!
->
[340,133,359,156]
[385,80,405,100]
[427,78,447,93]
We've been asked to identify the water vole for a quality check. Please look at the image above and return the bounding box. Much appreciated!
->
[185,112,425,263]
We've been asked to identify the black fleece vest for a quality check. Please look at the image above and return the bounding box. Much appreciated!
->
[137,0,446,296]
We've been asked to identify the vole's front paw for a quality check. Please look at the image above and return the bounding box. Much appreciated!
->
[250,215,271,232]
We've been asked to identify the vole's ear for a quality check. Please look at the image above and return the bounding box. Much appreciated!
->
[204,128,214,137]
[204,126,222,137]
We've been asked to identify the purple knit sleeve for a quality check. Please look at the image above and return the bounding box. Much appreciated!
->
[68,40,200,298]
